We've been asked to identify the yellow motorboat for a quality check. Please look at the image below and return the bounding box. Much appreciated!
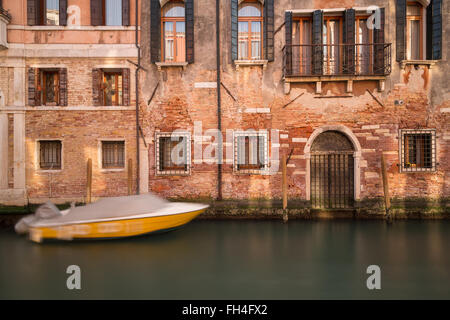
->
[16,193,208,243]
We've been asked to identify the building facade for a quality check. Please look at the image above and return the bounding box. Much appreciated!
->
[0,0,448,215]
[0,0,140,205]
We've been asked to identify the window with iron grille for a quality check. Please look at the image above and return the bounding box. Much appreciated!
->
[39,140,62,170]
[102,141,125,169]
[155,132,190,175]
[400,129,436,172]
[234,131,268,174]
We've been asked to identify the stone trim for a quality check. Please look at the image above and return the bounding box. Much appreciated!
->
[155,132,191,176]
[34,139,64,173]
[400,60,438,69]
[155,62,188,71]
[7,25,140,31]
[233,130,269,175]
[97,139,127,172]
[234,60,268,70]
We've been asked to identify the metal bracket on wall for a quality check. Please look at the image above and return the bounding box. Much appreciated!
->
[139,125,148,148]
[366,89,384,107]
[282,92,304,108]
[220,82,237,102]
[147,82,160,106]
[274,22,286,36]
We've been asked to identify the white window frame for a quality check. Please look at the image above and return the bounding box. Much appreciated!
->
[233,130,269,175]
[399,129,436,173]
[155,131,191,176]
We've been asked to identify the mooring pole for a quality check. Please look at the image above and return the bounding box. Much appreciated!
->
[86,158,92,204]
[128,158,133,195]
[381,154,391,218]
[282,154,288,222]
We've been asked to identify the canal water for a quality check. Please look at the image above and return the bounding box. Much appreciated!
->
[0,220,449,300]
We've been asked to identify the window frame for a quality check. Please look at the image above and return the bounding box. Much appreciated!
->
[38,140,63,171]
[406,1,424,60]
[355,15,374,75]
[233,130,269,175]
[155,132,191,176]
[237,1,264,61]
[101,140,126,170]
[292,16,312,75]
[399,129,436,173]
[40,69,60,106]
[161,1,186,63]
[102,71,123,106]
[322,15,343,75]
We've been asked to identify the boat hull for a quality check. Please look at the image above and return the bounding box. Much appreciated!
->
[28,208,205,243]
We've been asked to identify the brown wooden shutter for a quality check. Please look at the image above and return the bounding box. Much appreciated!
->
[59,68,68,106]
[91,0,103,26]
[264,0,274,62]
[396,0,406,61]
[343,9,355,74]
[185,0,194,63]
[27,68,36,106]
[426,0,442,60]
[92,68,103,106]
[122,0,130,26]
[284,11,292,76]
[27,0,39,26]
[150,0,161,63]
[60,0,68,26]
[122,68,130,106]
[35,69,41,106]
[312,10,323,75]
[374,8,385,75]
[231,0,238,61]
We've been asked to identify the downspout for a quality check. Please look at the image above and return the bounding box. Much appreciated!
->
[135,0,141,194]
[216,0,222,200]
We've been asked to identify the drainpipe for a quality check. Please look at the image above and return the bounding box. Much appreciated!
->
[135,0,141,194]
[216,0,222,200]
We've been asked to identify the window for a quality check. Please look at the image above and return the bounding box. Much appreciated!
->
[162,2,186,62]
[292,17,312,75]
[355,16,374,74]
[27,0,67,26]
[39,140,62,170]
[105,0,122,26]
[234,131,268,174]
[102,141,125,169]
[90,0,130,26]
[45,0,59,25]
[238,2,263,60]
[41,70,59,106]
[400,129,436,172]
[103,72,123,106]
[406,2,423,60]
[323,16,342,75]
[156,133,191,175]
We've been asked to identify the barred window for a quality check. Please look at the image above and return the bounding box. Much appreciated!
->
[156,133,190,175]
[102,141,125,169]
[400,129,436,172]
[39,140,62,170]
[234,131,268,174]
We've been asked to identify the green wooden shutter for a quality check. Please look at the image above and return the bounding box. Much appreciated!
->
[91,0,103,26]
[150,0,161,63]
[185,0,195,63]
[343,9,355,74]
[27,0,39,25]
[231,0,238,61]
[427,0,442,60]
[122,0,130,26]
[264,0,274,62]
[396,0,406,61]
[59,0,68,26]
[92,69,103,106]
[284,11,292,76]
[374,8,385,74]
[312,10,323,75]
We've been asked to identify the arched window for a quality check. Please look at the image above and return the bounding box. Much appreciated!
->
[238,1,263,60]
[162,2,186,62]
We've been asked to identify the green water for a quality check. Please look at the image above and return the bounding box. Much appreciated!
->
[0,220,449,299]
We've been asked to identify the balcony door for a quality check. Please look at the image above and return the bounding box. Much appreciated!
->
[292,18,312,75]
[323,17,342,75]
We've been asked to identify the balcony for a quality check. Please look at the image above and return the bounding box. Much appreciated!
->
[282,43,392,93]
[0,7,11,50]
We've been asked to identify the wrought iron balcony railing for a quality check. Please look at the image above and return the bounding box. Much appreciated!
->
[283,43,392,77]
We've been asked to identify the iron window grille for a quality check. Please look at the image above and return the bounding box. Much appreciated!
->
[155,132,191,176]
[399,129,436,172]
[102,141,125,169]
[234,131,269,174]
[39,140,62,170]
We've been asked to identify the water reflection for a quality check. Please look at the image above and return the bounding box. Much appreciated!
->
[0,220,449,299]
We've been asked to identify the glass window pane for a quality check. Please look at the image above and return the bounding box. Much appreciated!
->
[238,22,249,59]
[238,4,261,17]
[176,22,186,62]
[46,0,59,25]
[163,4,185,17]
[164,22,174,61]
[409,20,420,60]
[106,0,122,26]
[251,22,261,59]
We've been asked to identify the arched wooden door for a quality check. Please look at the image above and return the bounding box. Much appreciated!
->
[310,131,355,209]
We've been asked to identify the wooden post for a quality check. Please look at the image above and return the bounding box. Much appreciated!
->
[86,158,92,204]
[381,154,391,217]
[282,154,288,222]
[128,158,133,195]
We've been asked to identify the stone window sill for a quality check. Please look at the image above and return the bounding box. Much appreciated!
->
[155,62,188,71]
[400,60,438,69]
[8,25,139,31]
[234,60,268,70]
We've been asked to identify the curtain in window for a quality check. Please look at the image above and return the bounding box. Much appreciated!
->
[251,21,261,59]
[238,22,248,59]
[106,0,122,26]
